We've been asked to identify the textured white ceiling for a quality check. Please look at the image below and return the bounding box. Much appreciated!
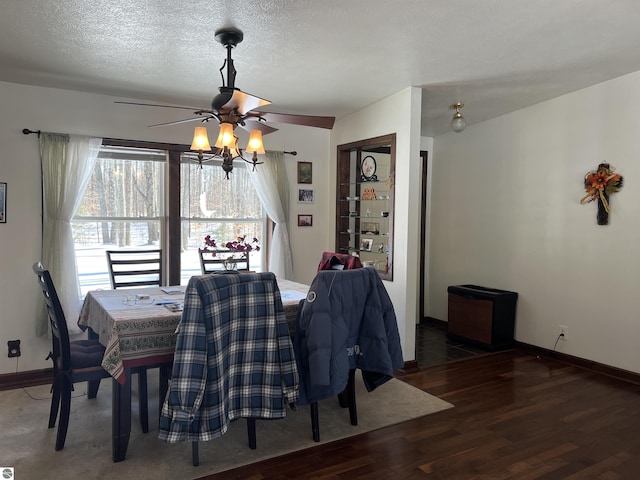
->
[2,0,640,136]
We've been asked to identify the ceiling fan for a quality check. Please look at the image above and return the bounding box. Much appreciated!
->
[116,27,335,177]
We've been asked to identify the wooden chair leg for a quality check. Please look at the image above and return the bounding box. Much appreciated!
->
[346,369,357,426]
[192,441,199,466]
[55,377,73,451]
[137,368,149,433]
[87,378,101,399]
[247,418,257,449]
[159,364,171,422]
[48,377,62,428]
[310,402,320,442]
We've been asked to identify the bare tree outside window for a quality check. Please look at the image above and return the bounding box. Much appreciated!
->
[72,146,265,293]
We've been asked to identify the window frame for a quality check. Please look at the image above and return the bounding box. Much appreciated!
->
[92,138,265,285]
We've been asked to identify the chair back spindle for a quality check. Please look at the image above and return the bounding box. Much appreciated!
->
[106,249,163,289]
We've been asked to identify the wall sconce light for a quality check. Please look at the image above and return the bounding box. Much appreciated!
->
[190,124,264,179]
[449,102,466,133]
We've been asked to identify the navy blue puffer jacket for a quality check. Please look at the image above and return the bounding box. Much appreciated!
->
[293,268,403,405]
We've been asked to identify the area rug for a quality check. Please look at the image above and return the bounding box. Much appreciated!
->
[0,371,453,480]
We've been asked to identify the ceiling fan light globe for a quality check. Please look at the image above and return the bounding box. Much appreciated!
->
[451,114,466,133]
[191,126,211,151]
[245,130,266,154]
[215,123,235,148]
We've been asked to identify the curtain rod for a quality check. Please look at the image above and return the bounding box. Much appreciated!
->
[22,128,42,137]
[24,129,298,156]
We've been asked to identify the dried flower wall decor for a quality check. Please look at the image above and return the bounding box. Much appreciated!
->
[579,163,624,225]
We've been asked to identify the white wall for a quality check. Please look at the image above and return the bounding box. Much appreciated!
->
[0,80,329,374]
[430,70,640,373]
[330,87,423,363]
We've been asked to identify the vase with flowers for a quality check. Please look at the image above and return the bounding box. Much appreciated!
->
[199,235,260,271]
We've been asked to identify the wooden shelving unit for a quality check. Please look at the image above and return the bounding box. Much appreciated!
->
[336,134,396,281]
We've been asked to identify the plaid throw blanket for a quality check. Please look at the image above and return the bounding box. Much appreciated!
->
[159,272,299,443]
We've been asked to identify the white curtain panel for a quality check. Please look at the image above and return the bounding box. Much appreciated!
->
[248,151,294,279]
[38,134,102,336]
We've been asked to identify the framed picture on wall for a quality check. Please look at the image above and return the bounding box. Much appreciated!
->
[298,214,313,227]
[298,188,314,203]
[297,162,312,184]
[0,182,6,223]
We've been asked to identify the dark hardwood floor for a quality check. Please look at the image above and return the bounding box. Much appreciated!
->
[415,322,486,367]
[197,329,640,479]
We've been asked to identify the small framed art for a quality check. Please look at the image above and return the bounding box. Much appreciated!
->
[361,222,379,235]
[0,182,6,223]
[360,238,373,251]
[298,188,314,203]
[297,161,312,184]
[298,214,313,227]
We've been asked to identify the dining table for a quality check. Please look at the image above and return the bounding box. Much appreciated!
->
[77,277,309,462]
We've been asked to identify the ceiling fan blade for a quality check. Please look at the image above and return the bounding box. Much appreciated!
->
[148,116,213,127]
[115,100,203,111]
[253,111,335,130]
[218,89,271,115]
[239,120,279,135]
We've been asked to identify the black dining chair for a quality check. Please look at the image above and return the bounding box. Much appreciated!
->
[159,273,298,466]
[33,262,112,451]
[105,248,168,432]
[199,249,250,274]
[106,249,163,289]
[293,268,403,442]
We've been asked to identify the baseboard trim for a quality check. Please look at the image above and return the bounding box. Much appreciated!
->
[516,341,640,385]
[0,368,52,391]
[395,360,420,376]
[7,343,638,388]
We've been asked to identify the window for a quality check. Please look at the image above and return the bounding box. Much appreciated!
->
[72,144,265,294]
[179,154,265,284]
[73,146,165,294]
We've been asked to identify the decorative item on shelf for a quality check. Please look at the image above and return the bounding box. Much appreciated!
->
[378,243,385,253]
[361,222,379,235]
[361,155,378,181]
[199,235,260,270]
[361,187,377,200]
[360,238,373,251]
[579,163,624,225]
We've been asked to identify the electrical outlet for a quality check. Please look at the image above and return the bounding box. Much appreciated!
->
[558,325,568,341]
[7,340,20,358]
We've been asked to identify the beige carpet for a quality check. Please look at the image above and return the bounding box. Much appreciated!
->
[1,371,453,480]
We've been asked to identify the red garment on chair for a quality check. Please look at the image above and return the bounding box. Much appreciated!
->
[317,252,363,272]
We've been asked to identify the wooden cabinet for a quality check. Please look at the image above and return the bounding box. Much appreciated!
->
[336,134,395,281]
[447,285,518,350]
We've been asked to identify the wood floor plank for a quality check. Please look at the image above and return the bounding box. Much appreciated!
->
[195,350,640,479]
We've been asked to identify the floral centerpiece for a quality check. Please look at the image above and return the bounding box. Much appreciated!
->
[200,235,260,270]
